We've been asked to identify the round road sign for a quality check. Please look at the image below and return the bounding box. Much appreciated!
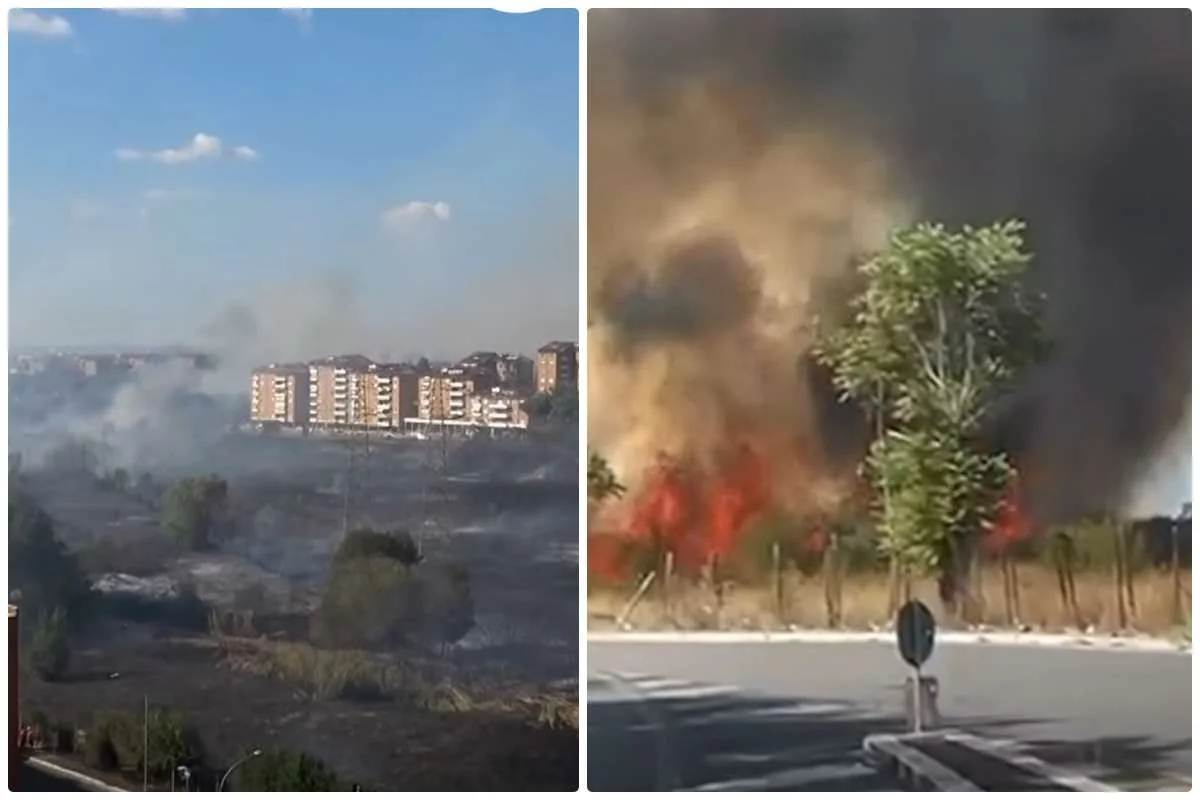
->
[896,600,936,667]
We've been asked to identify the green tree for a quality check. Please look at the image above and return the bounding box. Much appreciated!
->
[161,475,229,550]
[816,220,1047,616]
[236,750,341,791]
[312,556,421,649]
[587,452,625,505]
[548,386,579,423]
[10,491,90,623]
[144,708,205,781]
[30,608,70,681]
[335,528,421,568]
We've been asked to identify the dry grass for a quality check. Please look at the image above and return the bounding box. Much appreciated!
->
[589,564,1191,637]
[212,634,577,729]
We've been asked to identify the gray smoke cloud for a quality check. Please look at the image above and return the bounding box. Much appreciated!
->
[589,9,1190,522]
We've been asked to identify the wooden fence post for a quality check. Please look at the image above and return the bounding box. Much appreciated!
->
[1010,557,1021,625]
[663,550,675,618]
[1172,518,1183,624]
[618,571,657,629]
[1123,523,1138,622]
[772,542,783,622]
[1113,522,1128,631]
[887,556,901,618]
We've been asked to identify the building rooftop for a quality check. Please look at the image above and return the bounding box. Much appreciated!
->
[538,340,577,354]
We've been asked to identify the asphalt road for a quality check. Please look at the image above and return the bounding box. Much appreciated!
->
[14,760,108,792]
[588,638,1192,791]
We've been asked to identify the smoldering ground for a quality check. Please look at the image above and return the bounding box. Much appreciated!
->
[589,8,1190,522]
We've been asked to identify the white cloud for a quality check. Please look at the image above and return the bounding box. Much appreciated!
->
[115,133,258,165]
[280,8,313,30]
[11,10,73,38]
[381,201,452,230]
[106,9,187,21]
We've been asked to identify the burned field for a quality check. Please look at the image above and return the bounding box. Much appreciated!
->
[12,427,578,789]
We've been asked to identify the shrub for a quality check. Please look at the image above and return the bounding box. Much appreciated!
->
[85,708,204,780]
[83,724,119,772]
[161,475,229,550]
[30,608,70,681]
[235,750,341,791]
[145,709,205,780]
[312,556,421,649]
[10,491,90,623]
[335,528,421,567]
[51,722,76,753]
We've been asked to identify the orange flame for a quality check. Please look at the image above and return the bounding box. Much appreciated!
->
[986,473,1033,555]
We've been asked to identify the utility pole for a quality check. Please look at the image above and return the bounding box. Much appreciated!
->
[143,695,148,792]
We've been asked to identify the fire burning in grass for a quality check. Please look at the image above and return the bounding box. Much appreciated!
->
[590,443,842,580]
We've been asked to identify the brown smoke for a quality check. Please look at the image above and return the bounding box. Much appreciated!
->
[589,9,1190,523]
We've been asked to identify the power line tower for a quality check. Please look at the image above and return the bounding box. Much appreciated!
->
[340,375,373,539]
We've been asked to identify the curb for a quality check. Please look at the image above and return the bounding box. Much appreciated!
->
[25,756,126,792]
[862,732,980,791]
[587,629,1190,653]
[861,731,1121,792]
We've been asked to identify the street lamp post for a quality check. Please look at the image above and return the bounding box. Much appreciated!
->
[217,749,262,792]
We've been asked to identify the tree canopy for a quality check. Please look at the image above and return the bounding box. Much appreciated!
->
[9,490,90,623]
[816,220,1048,609]
[161,475,229,550]
[587,452,625,505]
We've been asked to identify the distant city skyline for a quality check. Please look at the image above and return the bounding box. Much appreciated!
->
[9,9,578,360]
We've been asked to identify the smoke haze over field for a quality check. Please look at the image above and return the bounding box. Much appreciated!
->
[589,9,1190,522]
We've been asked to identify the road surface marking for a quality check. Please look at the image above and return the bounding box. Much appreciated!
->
[863,734,981,792]
[588,629,1188,653]
[26,757,126,792]
[945,732,1119,792]
[594,670,681,791]
[692,761,882,791]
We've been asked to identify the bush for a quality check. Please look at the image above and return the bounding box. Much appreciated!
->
[312,557,420,649]
[30,608,70,681]
[235,750,341,791]
[51,722,77,753]
[145,709,205,780]
[85,708,204,780]
[10,491,90,623]
[88,712,141,771]
[161,475,229,550]
[335,528,421,567]
[83,725,119,771]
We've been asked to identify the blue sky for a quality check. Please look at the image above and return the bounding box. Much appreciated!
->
[9,8,578,361]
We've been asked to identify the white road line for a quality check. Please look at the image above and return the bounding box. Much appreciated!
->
[26,757,126,792]
[588,629,1189,653]
[946,731,1119,792]
[626,677,741,699]
[692,761,880,791]
[595,670,681,791]
[863,734,981,792]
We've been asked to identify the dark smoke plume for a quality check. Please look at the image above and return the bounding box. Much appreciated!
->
[589,9,1190,522]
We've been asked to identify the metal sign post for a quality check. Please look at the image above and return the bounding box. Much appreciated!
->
[912,663,922,733]
[896,599,936,733]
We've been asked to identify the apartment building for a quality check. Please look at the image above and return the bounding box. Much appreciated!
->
[365,363,419,428]
[250,363,311,427]
[307,355,373,427]
[536,341,578,394]
[468,387,530,428]
[498,353,534,392]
